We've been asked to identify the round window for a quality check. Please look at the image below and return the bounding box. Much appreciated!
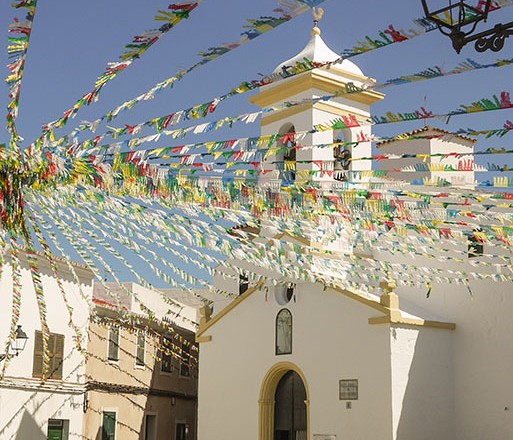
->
[275,284,295,305]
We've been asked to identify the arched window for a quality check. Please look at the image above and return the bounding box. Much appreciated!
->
[277,123,296,183]
[276,309,293,355]
[333,138,352,182]
[468,227,484,258]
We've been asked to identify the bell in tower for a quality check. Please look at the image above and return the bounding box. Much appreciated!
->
[249,8,384,186]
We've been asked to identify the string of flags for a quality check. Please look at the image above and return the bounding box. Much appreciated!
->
[45,47,513,155]
[3,0,513,382]
[36,2,204,144]
[6,0,38,149]
[34,0,327,150]
[59,88,513,165]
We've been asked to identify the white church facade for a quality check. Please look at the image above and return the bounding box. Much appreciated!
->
[196,18,513,440]
[197,274,456,440]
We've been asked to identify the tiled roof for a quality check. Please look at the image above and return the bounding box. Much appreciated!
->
[376,125,476,148]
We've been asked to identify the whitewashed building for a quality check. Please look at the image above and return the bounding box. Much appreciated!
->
[0,251,94,440]
[377,125,476,187]
[196,20,513,440]
[0,251,201,440]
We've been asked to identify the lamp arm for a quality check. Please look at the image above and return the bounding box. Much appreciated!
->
[462,21,481,37]
[463,20,513,44]
[0,353,6,362]
[436,23,453,37]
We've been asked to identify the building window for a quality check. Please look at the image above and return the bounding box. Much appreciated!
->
[32,331,64,380]
[175,422,189,440]
[468,228,484,258]
[136,332,145,367]
[102,411,116,440]
[144,414,157,440]
[276,309,293,355]
[239,273,249,295]
[161,337,172,373]
[179,341,190,377]
[47,419,69,440]
[276,123,296,183]
[108,327,119,362]
[275,284,295,305]
[334,142,351,182]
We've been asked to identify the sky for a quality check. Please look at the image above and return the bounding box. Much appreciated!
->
[1,0,513,286]
[2,0,513,170]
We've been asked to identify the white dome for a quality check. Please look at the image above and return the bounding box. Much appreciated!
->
[273,27,364,77]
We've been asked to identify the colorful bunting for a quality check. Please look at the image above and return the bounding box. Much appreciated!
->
[37,2,204,142]
[35,0,327,150]
[6,0,38,149]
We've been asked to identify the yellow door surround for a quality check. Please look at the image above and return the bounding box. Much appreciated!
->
[258,361,310,440]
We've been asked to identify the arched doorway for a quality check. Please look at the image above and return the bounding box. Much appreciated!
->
[274,371,307,440]
[259,362,309,440]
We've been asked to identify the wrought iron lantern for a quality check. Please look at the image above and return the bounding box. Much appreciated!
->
[421,0,513,53]
[0,325,29,361]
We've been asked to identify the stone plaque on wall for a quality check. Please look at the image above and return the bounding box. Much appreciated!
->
[339,379,358,400]
[313,436,336,440]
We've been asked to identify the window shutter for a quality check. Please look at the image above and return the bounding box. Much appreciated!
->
[32,331,43,378]
[136,332,145,366]
[180,341,190,377]
[108,328,119,361]
[161,337,172,373]
[52,334,64,380]
[33,331,65,380]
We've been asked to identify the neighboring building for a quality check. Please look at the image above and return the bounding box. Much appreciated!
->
[84,282,198,440]
[196,19,513,440]
[0,253,199,440]
[0,250,94,440]
[377,125,477,187]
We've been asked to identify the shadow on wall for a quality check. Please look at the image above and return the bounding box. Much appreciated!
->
[395,327,454,440]
[15,409,46,440]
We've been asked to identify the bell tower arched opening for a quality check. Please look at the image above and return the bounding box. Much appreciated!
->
[277,123,296,183]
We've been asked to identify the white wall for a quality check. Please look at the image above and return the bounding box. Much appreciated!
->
[395,279,513,440]
[0,254,93,439]
[378,133,475,186]
[198,281,395,440]
[370,235,513,440]
[390,326,454,440]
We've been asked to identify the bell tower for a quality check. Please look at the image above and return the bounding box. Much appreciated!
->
[249,8,384,185]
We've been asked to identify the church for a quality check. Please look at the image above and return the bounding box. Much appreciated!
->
[195,15,513,440]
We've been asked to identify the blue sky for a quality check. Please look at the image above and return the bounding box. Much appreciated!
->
[2,0,513,286]
[2,1,513,155]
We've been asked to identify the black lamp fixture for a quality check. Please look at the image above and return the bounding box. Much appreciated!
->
[421,0,513,53]
[0,325,29,361]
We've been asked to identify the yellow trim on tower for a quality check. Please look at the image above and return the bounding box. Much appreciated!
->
[260,103,312,127]
[195,335,212,343]
[249,69,384,109]
[260,100,371,127]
